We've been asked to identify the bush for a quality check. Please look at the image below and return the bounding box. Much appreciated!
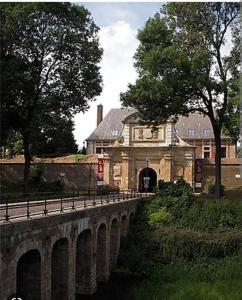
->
[37,180,64,193]
[96,185,120,195]
[208,183,225,195]
[158,227,242,260]
[29,164,45,186]
[149,208,172,227]
[157,178,194,198]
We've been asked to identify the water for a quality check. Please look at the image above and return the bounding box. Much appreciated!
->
[76,271,138,300]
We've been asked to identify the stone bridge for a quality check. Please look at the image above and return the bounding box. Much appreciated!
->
[0,197,143,300]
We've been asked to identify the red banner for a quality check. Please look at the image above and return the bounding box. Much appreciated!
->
[97,158,104,185]
[195,159,203,189]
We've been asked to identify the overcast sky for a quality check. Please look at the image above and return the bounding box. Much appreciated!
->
[74,2,162,148]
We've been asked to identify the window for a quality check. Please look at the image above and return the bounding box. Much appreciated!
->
[221,147,227,158]
[188,128,195,137]
[203,146,210,158]
[111,130,118,137]
[96,147,102,154]
[203,129,211,137]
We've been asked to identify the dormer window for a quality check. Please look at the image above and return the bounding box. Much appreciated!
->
[111,130,118,137]
[188,128,195,137]
[203,129,211,137]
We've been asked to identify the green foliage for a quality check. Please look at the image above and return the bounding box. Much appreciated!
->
[96,185,120,195]
[208,183,225,196]
[149,208,172,227]
[131,256,242,300]
[156,179,195,219]
[1,2,103,189]
[120,3,239,197]
[118,186,242,276]
[37,180,64,193]
[29,164,45,186]
[75,154,87,162]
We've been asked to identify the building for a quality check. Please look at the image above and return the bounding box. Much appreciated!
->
[87,106,196,191]
[86,106,236,159]
[175,113,236,159]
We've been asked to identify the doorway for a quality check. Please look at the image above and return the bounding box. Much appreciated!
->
[139,167,157,192]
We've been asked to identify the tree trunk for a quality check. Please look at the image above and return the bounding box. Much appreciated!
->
[213,129,222,198]
[23,132,31,194]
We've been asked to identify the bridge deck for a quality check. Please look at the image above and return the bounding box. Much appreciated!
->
[0,192,148,224]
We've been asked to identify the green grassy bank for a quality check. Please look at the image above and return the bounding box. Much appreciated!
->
[118,180,242,300]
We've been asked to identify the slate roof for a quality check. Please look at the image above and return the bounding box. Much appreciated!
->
[86,107,137,141]
[175,112,228,139]
[86,109,230,142]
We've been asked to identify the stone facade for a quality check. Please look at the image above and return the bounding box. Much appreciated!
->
[102,113,196,191]
[0,198,139,300]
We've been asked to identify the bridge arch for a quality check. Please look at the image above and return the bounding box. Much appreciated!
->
[51,238,69,300]
[96,223,108,281]
[16,249,41,300]
[109,218,120,270]
[128,211,135,225]
[76,229,94,295]
[120,214,128,237]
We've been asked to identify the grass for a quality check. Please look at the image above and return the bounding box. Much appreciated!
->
[131,256,242,300]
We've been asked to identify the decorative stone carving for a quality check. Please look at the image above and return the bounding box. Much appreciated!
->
[113,165,121,177]
[133,126,165,141]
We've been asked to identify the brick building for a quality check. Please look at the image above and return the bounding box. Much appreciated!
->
[86,106,236,159]
[175,112,236,159]
[87,106,196,191]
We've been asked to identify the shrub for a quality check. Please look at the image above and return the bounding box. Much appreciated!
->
[149,208,172,227]
[96,185,120,195]
[29,164,45,186]
[208,183,225,195]
[37,180,64,193]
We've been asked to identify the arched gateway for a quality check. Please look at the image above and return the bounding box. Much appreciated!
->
[139,167,157,192]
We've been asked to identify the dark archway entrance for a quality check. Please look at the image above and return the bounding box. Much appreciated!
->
[51,238,68,300]
[139,167,157,192]
[17,249,41,300]
[96,224,107,281]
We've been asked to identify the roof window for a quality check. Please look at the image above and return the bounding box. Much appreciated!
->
[203,129,211,137]
[111,130,119,137]
[188,128,195,137]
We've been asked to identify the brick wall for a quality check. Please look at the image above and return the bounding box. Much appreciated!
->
[0,163,98,190]
[201,158,242,192]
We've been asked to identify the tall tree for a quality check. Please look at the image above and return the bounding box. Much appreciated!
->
[1,3,102,192]
[121,3,239,197]
[31,113,78,156]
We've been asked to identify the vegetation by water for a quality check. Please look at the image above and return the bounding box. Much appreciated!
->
[118,179,242,300]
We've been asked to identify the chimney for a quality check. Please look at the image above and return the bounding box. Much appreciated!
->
[97,104,103,127]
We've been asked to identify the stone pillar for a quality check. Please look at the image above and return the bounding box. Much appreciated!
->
[184,149,195,187]
[68,239,76,300]
[121,153,130,190]
[103,154,112,186]
[41,242,51,300]
[0,245,16,300]
[162,153,172,182]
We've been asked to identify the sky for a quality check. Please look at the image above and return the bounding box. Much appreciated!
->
[73,2,162,148]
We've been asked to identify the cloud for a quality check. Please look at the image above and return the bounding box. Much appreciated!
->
[74,20,139,147]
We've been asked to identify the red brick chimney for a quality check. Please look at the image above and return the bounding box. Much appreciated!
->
[97,104,103,127]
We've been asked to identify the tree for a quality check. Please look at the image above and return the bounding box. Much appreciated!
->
[31,113,78,156]
[1,3,102,192]
[121,3,239,197]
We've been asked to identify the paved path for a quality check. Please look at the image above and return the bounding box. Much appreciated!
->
[0,193,145,224]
